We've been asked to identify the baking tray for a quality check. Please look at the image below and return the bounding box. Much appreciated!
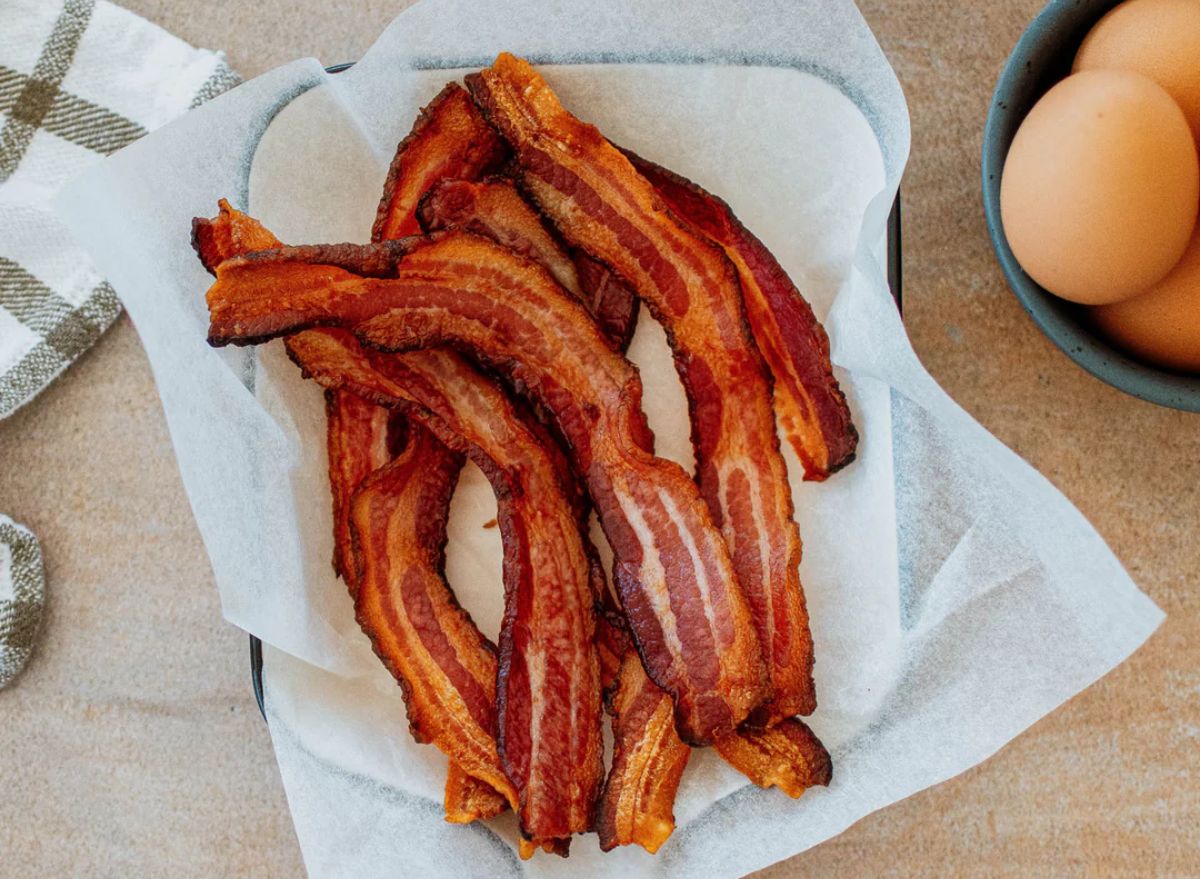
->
[247,61,904,722]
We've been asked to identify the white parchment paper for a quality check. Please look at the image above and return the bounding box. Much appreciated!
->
[56,1,1163,877]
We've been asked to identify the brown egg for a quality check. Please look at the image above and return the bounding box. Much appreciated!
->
[1075,0,1200,144]
[1093,225,1200,371]
[1000,69,1198,305]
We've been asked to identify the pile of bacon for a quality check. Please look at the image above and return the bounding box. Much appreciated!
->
[195,53,858,858]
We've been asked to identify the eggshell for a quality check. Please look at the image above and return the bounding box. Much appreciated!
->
[1075,0,1200,144]
[1093,225,1200,372]
[1000,69,1199,305]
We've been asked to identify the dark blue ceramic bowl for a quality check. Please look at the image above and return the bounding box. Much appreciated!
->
[982,0,1200,411]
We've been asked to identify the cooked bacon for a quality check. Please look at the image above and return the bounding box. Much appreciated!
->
[325,388,402,590]
[573,252,639,352]
[205,232,767,745]
[371,84,525,828]
[623,152,857,480]
[198,197,598,849]
[418,177,584,298]
[444,761,509,824]
[286,329,602,850]
[372,83,509,241]
[715,718,832,797]
[191,198,282,274]
[597,655,691,853]
[468,54,814,725]
[418,177,638,349]
[350,425,518,810]
[597,620,831,851]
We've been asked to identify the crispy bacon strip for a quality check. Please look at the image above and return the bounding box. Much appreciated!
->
[624,152,857,480]
[372,83,509,241]
[418,177,639,349]
[350,425,518,809]
[205,232,767,745]
[598,655,691,853]
[468,54,814,725]
[286,329,602,850]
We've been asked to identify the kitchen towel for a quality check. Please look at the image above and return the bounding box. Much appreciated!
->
[0,0,238,420]
[0,0,237,687]
[0,514,43,687]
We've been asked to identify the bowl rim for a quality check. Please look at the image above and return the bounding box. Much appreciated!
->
[981,0,1200,412]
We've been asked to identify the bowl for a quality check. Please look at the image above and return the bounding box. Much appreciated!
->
[982,0,1200,412]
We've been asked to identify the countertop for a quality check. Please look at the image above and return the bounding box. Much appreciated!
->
[1,1,1196,876]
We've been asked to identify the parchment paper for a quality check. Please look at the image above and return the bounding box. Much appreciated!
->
[55,1,1163,877]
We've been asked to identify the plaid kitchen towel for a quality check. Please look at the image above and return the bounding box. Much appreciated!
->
[0,0,240,420]
[0,514,44,687]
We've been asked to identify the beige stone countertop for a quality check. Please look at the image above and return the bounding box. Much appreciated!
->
[1,1,1196,876]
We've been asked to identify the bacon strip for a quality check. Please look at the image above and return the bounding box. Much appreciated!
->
[350,424,518,810]
[597,655,691,853]
[596,644,831,852]
[372,83,509,241]
[371,81,521,821]
[286,329,602,850]
[623,152,857,480]
[468,54,814,725]
[418,177,639,349]
[205,232,768,745]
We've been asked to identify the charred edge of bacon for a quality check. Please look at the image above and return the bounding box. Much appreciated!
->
[192,215,223,276]
[445,762,510,824]
[232,239,418,277]
[714,717,832,797]
[621,149,858,478]
[372,82,511,243]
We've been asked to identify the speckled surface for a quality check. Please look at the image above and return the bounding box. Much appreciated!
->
[1,2,1196,876]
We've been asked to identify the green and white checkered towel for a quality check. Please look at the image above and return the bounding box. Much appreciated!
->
[0,0,238,686]
[1,0,239,420]
[0,515,44,688]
